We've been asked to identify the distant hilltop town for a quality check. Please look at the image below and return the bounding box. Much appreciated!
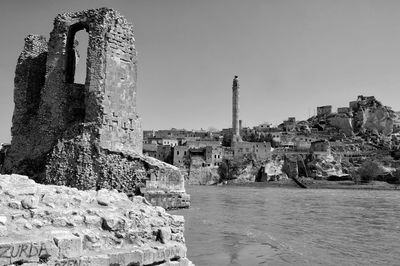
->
[142,79,400,184]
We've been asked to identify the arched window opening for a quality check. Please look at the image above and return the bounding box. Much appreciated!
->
[65,22,89,123]
[73,30,89,84]
[66,23,89,84]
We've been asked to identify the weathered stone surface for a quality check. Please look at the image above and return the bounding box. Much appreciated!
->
[0,144,9,170]
[361,106,394,136]
[157,227,171,244]
[53,232,82,259]
[327,115,354,137]
[187,166,219,185]
[0,174,193,265]
[282,156,299,179]
[21,196,38,210]
[2,7,190,210]
[256,159,288,182]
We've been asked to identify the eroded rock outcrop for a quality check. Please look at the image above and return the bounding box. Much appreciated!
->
[327,114,354,137]
[0,174,193,266]
[360,106,394,136]
[306,154,347,179]
[256,159,288,182]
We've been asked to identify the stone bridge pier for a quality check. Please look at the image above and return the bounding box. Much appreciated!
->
[2,8,189,210]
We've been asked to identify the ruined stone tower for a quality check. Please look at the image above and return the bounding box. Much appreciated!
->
[232,75,241,142]
[2,8,189,209]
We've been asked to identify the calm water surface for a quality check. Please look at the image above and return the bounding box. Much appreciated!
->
[172,185,400,266]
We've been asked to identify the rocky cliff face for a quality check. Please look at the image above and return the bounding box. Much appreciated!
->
[0,174,193,266]
[231,163,258,183]
[349,97,395,136]
[306,154,347,179]
[256,159,288,182]
[360,106,394,135]
[327,115,354,136]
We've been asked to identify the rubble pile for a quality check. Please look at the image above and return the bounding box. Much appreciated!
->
[0,174,193,266]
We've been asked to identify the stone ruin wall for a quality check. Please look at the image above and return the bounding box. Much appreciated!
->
[45,8,142,156]
[1,8,189,210]
[5,35,48,175]
[101,10,142,153]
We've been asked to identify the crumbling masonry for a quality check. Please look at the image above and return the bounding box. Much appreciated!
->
[2,8,189,209]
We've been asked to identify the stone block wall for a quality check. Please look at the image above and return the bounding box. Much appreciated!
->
[100,11,142,154]
[0,174,193,265]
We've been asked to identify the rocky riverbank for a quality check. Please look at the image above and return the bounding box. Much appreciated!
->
[0,174,193,266]
[224,177,400,190]
[187,149,400,190]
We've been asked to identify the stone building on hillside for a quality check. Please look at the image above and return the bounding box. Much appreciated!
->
[2,8,189,209]
[349,100,358,110]
[146,137,178,147]
[232,141,271,160]
[254,122,272,132]
[282,117,297,131]
[317,105,332,116]
[155,145,173,163]
[143,143,157,158]
[186,146,224,167]
[172,145,223,168]
[337,107,350,114]
[185,140,221,148]
[173,146,190,167]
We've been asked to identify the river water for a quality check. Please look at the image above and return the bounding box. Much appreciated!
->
[172,185,400,266]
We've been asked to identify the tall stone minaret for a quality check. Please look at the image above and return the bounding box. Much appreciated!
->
[232,75,241,143]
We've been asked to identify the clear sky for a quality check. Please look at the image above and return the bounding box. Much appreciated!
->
[1,0,400,142]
